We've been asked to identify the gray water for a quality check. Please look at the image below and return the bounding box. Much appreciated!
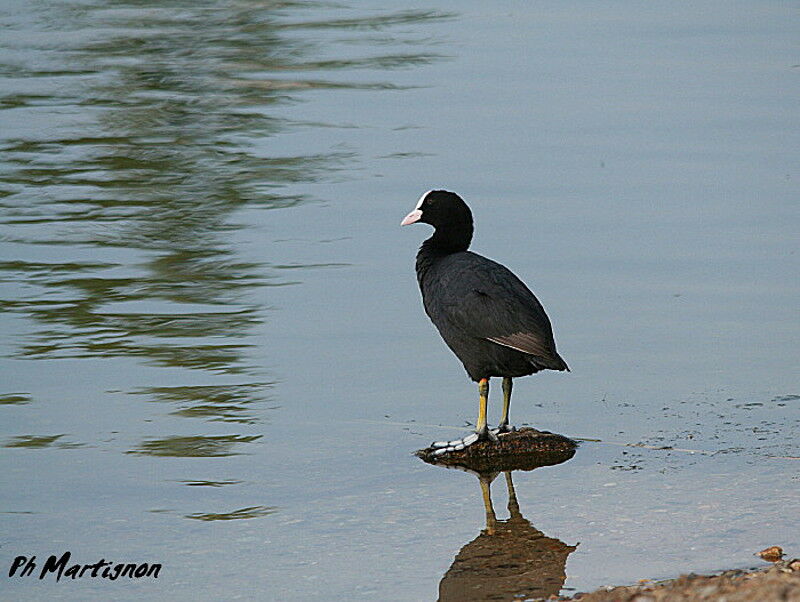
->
[1,1,798,600]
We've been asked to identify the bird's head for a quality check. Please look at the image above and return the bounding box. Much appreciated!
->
[401,190,473,230]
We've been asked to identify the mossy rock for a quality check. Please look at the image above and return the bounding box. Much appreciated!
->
[416,427,578,473]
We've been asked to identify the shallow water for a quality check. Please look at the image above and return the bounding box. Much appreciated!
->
[1,1,798,599]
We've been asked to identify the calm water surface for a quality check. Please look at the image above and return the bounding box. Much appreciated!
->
[1,1,798,599]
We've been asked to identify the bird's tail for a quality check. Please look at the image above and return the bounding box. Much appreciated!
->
[532,353,569,372]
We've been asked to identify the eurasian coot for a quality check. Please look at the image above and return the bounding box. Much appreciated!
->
[402,190,568,453]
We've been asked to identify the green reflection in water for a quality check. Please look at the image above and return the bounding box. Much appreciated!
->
[0,393,32,405]
[5,434,84,449]
[185,505,277,521]
[178,480,243,488]
[0,3,449,467]
[133,382,277,424]
[5,434,64,448]
[277,8,452,31]
[127,434,262,457]
[0,2,447,374]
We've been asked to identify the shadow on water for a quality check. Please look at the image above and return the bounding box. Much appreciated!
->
[423,450,578,602]
[0,3,450,452]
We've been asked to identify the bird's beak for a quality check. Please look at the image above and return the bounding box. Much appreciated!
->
[400,209,422,226]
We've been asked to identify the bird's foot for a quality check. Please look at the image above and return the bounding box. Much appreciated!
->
[491,423,515,436]
[431,427,498,456]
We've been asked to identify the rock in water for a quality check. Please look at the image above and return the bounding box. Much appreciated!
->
[416,427,577,473]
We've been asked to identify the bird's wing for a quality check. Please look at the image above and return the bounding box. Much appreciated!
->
[427,254,558,359]
[486,331,551,357]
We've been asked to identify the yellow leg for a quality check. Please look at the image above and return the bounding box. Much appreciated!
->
[479,474,497,535]
[499,377,512,430]
[504,471,521,519]
[430,379,491,451]
[476,378,489,435]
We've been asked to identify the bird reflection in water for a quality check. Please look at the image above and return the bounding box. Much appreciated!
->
[423,446,577,601]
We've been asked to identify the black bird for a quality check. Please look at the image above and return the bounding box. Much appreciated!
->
[402,190,568,453]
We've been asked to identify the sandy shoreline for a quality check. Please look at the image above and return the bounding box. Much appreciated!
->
[552,558,800,601]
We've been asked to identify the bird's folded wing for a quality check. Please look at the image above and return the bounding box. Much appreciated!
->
[485,331,551,357]
[435,266,556,359]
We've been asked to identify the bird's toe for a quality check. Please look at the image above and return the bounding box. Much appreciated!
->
[432,436,465,449]
[430,431,483,455]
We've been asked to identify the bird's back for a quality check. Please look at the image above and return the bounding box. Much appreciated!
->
[417,250,568,378]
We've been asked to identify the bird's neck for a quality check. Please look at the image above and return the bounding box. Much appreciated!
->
[415,222,473,280]
[428,221,474,254]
